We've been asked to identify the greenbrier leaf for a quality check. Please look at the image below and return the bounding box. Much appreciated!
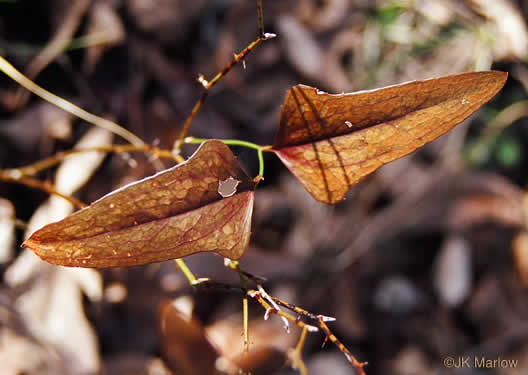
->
[272,71,508,204]
[23,140,255,267]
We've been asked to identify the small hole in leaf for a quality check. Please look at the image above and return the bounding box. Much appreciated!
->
[218,177,240,198]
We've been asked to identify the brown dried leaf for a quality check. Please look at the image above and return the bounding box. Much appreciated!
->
[160,299,286,375]
[448,194,524,229]
[23,140,255,267]
[272,71,507,204]
[159,298,220,375]
[231,347,286,375]
[513,232,528,288]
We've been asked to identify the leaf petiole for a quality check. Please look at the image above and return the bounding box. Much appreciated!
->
[184,137,266,180]
[174,258,197,284]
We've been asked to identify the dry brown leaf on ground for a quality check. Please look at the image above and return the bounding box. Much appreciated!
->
[513,232,528,288]
[296,0,351,33]
[159,297,220,375]
[0,198,16,263]
[276,14,352,93]
[433,236,473,307]
[160,296,289,375]
[0,102,72,150]
[128,0,207,45]
[206,313,299,361]
[4,127,112,374]
[0,327,64,375]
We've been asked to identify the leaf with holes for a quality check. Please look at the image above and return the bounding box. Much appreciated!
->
[22,140,255,268]
[272,71,508,204]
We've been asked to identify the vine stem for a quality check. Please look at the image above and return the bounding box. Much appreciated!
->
[185,137,267,179]
[247,289,319,332]
[293,327,309,375]
[0,56,145,148]
[257,0,265,37]
[6,144,177,177]
[318,318,368,375]
[0,172,87,209]
[225,259,251,354]
[173,32,276,152]
[0,143,181,210]
[170,1,274,291]
[174,259,197,284]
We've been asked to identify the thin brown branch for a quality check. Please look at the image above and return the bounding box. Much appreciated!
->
[247,290,319,333]
[8,144,178,177]
[257,0,265,37]
[271,296,334,322]
[174,32,276,150]
[270,295,366,374]
[225,259,267,284]
[0,172,86,209]
[318,317,368,375]
[191,279,245,294]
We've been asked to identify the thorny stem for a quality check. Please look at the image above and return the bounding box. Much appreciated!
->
[248,290,316,374]
[175,261,366,375]
[271,295,366,375]
[236,263,366,373]
[172,1,274,293]
[185,137,266,179]
[318,318,367,375]
[271,296,336,322]
[247,290,319,333]
[2,3,362,373]
[174,32,276,151]
[226,257,364,372]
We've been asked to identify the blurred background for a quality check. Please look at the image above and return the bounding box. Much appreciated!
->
[1,0,528,374]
